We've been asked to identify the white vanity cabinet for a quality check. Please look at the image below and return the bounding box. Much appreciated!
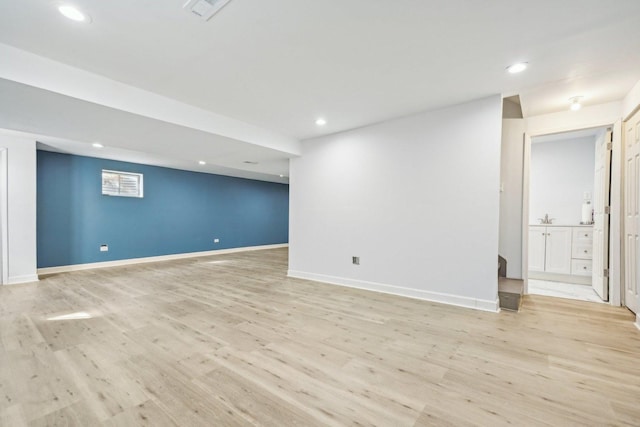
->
[571,227,593,276]
[529,226,572,274]
[528,226,547,272]
[529,225,593,283]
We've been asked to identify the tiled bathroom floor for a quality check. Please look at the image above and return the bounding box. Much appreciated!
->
[528,279,605,303]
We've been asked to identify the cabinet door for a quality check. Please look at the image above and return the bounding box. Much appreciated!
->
[528,226,547,272]
[545,227,572,274]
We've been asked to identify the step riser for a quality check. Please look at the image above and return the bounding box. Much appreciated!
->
[498,292,521,311]
[498,277,524,312]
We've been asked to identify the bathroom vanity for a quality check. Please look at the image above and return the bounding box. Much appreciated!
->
[528,224,593,285]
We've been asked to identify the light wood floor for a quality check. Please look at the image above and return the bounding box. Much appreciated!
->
[1,248,639,426]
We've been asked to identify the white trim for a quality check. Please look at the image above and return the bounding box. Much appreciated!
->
[0,148,7,285]
[7,274,39,285]
[38,244,288,275]
[609,120,623,306]
[635,314,640,331]
[522,133,531,295]
[287,270,500,313]
[522,123,624,306]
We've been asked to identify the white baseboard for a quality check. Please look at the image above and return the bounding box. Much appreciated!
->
[287,270,499,313]
[635,314,640,331]
[6,274,40,285]
[38,243,289,275]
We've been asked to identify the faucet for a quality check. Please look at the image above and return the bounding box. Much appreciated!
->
[538,214,554,224]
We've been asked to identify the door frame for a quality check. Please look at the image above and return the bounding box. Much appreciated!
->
[0,148,7,285]
[522,120,623,306]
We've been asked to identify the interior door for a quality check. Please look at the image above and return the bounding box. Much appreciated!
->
[624,111,640,314]
[592,130,611,300]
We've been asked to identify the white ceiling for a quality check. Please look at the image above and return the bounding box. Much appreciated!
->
[1,0,639,178]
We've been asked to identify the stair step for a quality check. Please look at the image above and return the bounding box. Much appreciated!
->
[498,277,524,312]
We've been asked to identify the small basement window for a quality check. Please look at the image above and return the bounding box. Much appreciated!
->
[102,170,144,198]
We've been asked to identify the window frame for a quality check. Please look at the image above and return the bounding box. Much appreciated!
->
[101,169,144,198]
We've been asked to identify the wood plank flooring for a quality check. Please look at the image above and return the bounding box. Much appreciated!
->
[1,248,639,426]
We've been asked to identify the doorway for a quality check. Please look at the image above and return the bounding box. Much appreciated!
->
[524,126,613,304]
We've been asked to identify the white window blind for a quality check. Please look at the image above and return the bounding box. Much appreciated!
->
[102,170,144,198]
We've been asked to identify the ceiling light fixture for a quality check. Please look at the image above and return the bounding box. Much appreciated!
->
[279,174,284,178]
[58,4,89,22]
[92,142,103,148]
[569,96,583,111]
[198,160,206,165]
[315,118,327,126]
[506,62,528,74]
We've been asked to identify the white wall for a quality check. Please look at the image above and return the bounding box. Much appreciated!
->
[623,79,640,120]
[529,136,595,225]
[0,131,38,284]
[289,95,503,311]
[499,119,525,278]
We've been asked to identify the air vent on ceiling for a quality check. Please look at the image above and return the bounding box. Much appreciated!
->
[183,0,231,21]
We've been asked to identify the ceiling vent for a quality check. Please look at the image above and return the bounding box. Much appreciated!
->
[183,0,231,21]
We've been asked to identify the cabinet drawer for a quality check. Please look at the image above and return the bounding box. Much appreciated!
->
[572,228,593,243]
[571,259,592,276]
[572,244,592,260]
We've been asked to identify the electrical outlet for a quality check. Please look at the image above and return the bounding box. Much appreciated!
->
[352,256,360,265]
[100,244,109,252]
[214,238,220,243]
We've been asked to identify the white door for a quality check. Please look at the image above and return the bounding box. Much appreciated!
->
[545,227,572,274]
[623,110,640,314]
[592,130,611,300]
[528,226,547,272]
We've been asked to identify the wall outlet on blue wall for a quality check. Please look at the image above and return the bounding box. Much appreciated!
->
[214,238,220,243]
[100,244,109,252]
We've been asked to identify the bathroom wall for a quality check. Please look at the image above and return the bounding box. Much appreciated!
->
[529,136,595,225]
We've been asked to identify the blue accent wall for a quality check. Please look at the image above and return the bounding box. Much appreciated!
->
[37,151,289,268]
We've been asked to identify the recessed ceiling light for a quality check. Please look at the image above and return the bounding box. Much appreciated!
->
[279,174,284,178]
[92,142,103,148]
[315,118,327,126]
[198,160,206,165]
[506,62,528,74]
[58,4,90,22]
[569,96,583,111]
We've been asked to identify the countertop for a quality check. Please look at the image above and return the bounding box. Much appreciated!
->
[529,223,593,227]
